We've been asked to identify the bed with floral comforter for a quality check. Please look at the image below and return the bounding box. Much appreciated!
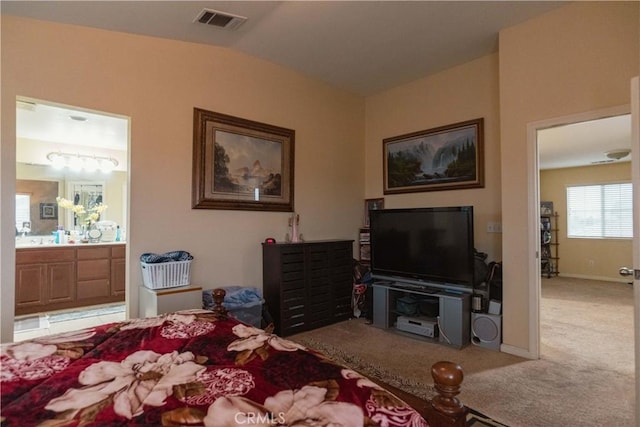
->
[1,309,436,426]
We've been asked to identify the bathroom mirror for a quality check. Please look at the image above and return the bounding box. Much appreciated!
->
[15,163,126,236]
[15,99,129,241]
[15,178,59,235]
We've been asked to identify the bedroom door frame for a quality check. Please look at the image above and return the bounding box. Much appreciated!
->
[526,103,631,360]
[630,76,639,425]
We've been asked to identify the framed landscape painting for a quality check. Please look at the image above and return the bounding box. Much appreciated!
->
[192,108,295,212]
[383,118,484,194]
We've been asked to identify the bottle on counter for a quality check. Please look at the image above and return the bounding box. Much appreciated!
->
[115,226,121,242]
[56,225,64,244]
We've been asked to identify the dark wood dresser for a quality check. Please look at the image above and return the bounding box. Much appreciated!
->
[262,240,354,336]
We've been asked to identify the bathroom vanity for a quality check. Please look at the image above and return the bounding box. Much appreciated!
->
[15,242,126,315]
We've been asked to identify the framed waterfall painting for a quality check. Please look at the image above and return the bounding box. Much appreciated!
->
[192,108,295,212]
[383,118,484,194]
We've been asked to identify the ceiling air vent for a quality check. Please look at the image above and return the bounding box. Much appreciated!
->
[194,8,247,30]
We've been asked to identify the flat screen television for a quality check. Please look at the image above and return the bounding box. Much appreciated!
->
[369,206,475,292]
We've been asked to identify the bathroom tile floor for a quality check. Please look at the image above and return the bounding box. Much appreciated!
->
[13,303,126,342]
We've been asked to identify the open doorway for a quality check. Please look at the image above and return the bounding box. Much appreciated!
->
[534,110,633,369]
[14,98,129,340]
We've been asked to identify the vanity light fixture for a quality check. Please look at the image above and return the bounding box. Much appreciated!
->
[46,151,118,172]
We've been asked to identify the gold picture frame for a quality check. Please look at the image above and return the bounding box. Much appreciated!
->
[192,108,295,211]
[383,118,484,194]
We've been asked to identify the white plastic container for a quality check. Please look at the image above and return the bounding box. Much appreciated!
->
[140,260,192,289]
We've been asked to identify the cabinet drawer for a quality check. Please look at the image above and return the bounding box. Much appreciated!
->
[281,318,306,336]
[308,300,330,314]
[282,260,304,273]
[282,269,304,282]
[282,289,306,310]
[111,245,126,259]
[308,256,328,269]
[309,267,329,279]
[281,279,304,291]
[16,248,75,264]
[77,259,110,280]
[77,247,110,260]
[308,284,330,298]
[282,252,304,264]
[331,246,353,262]
[334,295,352,311]
[332,264,352,277]
[77,279,110,299]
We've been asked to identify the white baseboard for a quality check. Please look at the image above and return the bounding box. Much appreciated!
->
[500,343,537,360]
[557,273,630,284]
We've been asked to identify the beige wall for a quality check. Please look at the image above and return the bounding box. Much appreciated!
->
[541,162,632,282]
[1,16,365,342]
[500,2,639,352]
[365,54,502,262]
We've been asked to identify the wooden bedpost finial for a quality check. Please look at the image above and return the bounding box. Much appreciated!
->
[431,361,465,416]
[211,288,227,316]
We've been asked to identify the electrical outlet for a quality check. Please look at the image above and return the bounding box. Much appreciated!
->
[487,222,503,233]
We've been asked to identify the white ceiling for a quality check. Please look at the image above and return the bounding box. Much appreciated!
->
[1,1,567,96]
[17,101,128,151]
[6,1,632,169]
[538,115,631,170]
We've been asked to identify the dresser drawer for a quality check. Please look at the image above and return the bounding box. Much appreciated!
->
[263,240,354,336]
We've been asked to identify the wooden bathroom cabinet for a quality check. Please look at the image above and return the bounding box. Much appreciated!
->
[15,244,126,315]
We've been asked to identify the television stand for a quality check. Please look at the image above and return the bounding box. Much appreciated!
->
[371,281,470,348]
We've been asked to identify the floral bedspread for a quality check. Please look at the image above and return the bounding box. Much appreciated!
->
[1,310,427,426]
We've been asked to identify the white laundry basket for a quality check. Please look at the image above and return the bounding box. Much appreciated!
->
[140,260,192,289]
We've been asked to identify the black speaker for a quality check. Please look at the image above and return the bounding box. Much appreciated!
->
[471,313,502,351]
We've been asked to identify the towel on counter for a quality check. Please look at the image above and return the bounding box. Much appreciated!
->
[140,250,193,263]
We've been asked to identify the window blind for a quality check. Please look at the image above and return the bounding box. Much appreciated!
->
[15,194,30,231]
[566,182,633,239]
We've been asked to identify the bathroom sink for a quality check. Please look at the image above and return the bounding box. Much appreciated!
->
[15,236,55,247]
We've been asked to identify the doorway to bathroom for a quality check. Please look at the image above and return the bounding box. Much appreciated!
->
[14,98,130,340]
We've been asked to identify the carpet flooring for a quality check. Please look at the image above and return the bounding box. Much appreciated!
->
[295,335,507,426]
[289,277,634,427]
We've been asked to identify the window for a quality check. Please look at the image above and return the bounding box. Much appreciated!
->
[566,182,633,238]
[15,194,30,233]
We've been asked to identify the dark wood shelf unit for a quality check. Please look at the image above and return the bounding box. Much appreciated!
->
[541,213,559,278]
[262,240,354,336]
[358,227,370,265]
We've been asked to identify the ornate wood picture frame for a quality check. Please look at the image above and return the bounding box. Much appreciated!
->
[383,118,484,194]
[192,108,295,212]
